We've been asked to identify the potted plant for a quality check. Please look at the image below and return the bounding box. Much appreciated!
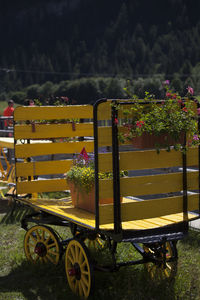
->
[117,82,200,152]
[66,148,126,213]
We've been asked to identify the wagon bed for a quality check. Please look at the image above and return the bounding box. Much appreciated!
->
[17,196,198,231]
[13,100,200,239]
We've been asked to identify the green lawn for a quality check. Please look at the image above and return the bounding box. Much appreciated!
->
[0,207,200,300]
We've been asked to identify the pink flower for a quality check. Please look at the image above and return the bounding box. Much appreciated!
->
[197,108,200,115]
[193,134,199,141]
[187,86,194,95]
[61,96,69,102]
[163,80,170,85]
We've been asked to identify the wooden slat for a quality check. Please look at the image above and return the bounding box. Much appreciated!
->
[16,178,68,194]
[98,127,112,146]
[119,148,198,171]
[0,138,14,149]
[98,153,112,172]
[98,148,198,172]
[99,194,199,225]
[97,101,112,120]
[99,171,199,198]
[16,160,73,177]
[14,105,93,121]
[18,198,96,229]
[14,123,93,139]
[15,141,94,158]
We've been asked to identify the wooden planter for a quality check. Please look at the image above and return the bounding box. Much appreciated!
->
[132,132,185,149]
[68,181,122,213]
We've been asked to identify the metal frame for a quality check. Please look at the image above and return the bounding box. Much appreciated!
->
[93,98,200,242]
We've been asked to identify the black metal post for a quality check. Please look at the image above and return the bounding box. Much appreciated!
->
[111,102,122,234]
[93,99,107,230]
[182,132,188,229]
[198,101,200,218]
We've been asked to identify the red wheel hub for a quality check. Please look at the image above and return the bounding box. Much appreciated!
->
[34,242,47,257]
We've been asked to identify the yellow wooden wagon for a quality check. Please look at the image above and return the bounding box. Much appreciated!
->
[13,99,200,298]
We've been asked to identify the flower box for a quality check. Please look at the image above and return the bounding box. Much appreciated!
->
[68,181,122,213]
[132,132,185,149]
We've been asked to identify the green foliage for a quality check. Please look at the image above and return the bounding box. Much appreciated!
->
[66,152,127,193]
[119,82,199,151]
[9,91,27,105]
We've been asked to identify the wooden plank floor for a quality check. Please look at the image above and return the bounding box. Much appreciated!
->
[18,197,199,231]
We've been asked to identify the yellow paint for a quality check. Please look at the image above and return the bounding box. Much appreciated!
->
[99,194,199,225]
[14,123,93,139]
[15,140,94,158]
[98,148,199,173]
[99,171,199,198]
[119,148,198,171]
[17,196,198,231]
[16,178,68,194]
[14,105,93,121]
[97,101,112,120]
[98,127,112,146]
[0,138,14,149]
[16,160,73,177]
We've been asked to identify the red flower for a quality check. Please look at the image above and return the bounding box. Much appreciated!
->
[166,92,171,98]
[172,93,177,99]
[182,107,188,112]
[136,120,145,128]
[79,147,89,161]
[114,118,118,124]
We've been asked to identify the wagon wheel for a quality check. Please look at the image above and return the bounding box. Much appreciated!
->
[84,233,106,250]
[72,227,106,250]
[143,241,177,280]
[24,225,62,265]
[65,239,94,299]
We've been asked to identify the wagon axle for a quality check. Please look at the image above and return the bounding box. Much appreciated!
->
[34,242,47,257]
[68,263,81,280]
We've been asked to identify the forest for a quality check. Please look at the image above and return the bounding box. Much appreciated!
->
[0,0,200,104]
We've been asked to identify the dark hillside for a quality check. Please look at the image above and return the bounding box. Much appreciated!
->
[0,0,200,94]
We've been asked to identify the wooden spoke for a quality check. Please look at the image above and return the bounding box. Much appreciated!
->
[24,225,61,265]
[65,239,93,299]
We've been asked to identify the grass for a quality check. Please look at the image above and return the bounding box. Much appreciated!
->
[0,206,200,300]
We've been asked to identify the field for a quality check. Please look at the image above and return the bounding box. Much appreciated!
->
[0,204,200,300]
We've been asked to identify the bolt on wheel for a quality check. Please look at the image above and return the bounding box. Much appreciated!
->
[65,239,93,299]
[24,225,61,265]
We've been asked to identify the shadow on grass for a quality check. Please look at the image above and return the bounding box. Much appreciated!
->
[0,258,177,300]
[181,229,200,248]
[0,202,33,225]
[0,260,76,300]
